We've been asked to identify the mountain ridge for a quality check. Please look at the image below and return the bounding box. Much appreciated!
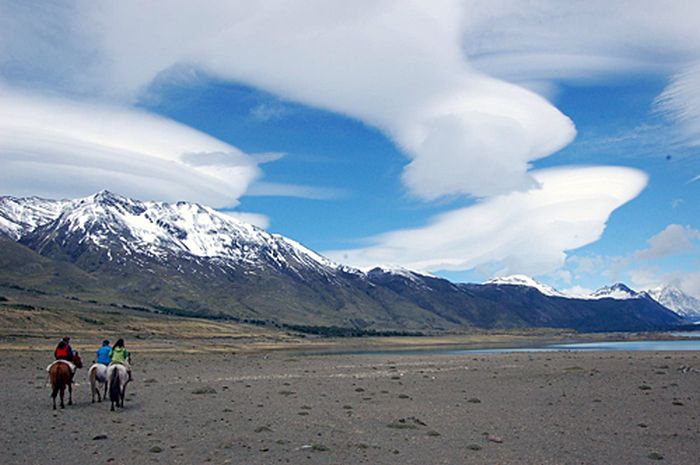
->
[0,192,687,332]
[486,275,700,321]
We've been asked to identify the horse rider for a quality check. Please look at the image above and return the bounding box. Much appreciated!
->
[54,336,74,361]
[109,338,132,381]
[96,339,112,365]
[53,336,77,374]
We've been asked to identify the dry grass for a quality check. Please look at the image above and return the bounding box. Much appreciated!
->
[0,296,664,354]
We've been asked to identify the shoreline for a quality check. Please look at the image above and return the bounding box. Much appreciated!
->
[1,328,695,355]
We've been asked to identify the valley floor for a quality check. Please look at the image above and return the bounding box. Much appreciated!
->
[1,347,699,464]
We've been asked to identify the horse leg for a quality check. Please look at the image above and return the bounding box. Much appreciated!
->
[68,382,73,406]
[51,387,57,410]
[102,382,107,402]
[59,385,65,409]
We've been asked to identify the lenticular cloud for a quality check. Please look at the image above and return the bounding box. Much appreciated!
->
[0,87,260,207]
[326,166,648,276]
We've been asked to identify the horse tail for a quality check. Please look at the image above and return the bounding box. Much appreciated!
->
[109,366,120,404]
[50,364,65,390]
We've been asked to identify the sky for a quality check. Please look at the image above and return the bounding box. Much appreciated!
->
[1,1,700,297]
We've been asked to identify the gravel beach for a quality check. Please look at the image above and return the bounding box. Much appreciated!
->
[1,348,699,465]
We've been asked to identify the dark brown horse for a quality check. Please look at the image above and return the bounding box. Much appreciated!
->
[49,352,83,409]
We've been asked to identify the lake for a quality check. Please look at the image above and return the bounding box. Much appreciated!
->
[444,337,700,355]
[315,333,700,357]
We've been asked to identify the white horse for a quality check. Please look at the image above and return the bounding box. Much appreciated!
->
[107,363,129,411]
[88,363,108,403]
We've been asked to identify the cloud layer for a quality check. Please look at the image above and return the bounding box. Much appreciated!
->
[6,1,697,205]
[4,2,700,205]
[0,87,259,207]
[326,166,648,276]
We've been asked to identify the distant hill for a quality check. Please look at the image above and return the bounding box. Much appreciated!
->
[0,192,685,333]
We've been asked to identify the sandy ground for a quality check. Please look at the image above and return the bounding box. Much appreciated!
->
[1,348,699,465]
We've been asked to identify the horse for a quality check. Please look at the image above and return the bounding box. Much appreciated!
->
[107,363,129,411]
[88,363,109,403]
[48,352,83,410]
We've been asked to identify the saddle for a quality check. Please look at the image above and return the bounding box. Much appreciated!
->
[109,360,131,370]
[46,360,76,374]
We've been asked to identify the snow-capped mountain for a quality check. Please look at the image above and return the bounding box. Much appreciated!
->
[0,196,69,240]
[646,285,700,321]
[19,191,340,276]
[484,275,566,298]
[588,283,642,300]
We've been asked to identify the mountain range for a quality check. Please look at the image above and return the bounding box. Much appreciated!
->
[0,191,693,333]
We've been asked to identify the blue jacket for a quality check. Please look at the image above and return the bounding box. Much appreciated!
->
[96,345,112,365]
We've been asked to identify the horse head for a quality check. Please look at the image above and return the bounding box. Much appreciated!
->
[73,351,83,369]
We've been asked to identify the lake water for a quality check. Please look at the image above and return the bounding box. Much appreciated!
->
[443,337,700,355]
[317,333,700,357]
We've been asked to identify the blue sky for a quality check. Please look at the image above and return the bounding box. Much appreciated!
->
[1,1,700,296]
[139,73,700,295]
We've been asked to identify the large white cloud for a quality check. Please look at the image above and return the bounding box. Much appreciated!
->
[0,87,259,207]
[325,166,648,276]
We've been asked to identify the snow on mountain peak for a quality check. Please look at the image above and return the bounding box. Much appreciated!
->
[646,285,700,320]
[368,265,436,280]
[0,195,70,239]
[485,275,565,297]
[589,283,640,300]
[10,191,340,275]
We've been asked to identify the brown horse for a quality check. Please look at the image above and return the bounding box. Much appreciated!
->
[49,352,83,409]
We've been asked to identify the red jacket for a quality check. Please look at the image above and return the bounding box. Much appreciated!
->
[55,345,73,361]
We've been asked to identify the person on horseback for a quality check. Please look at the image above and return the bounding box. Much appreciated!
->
[54,336,74,361]
[109,338,132,381]
[51,336,77,375]
[96,339,112,365]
